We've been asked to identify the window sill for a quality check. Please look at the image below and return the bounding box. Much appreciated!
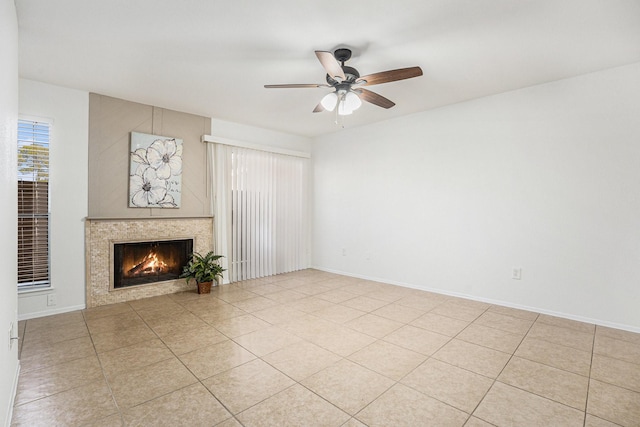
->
[18,286,53,296]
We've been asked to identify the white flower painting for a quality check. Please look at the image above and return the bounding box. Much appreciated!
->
[129,132,183,208]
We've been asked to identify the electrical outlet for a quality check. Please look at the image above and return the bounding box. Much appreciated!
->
[47,293,57,306]
[512,268,522,280]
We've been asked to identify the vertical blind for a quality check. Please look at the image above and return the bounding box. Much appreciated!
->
[17,119,50,288]
[212,144,309,282]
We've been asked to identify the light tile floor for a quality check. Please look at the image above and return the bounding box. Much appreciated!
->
[12,269,640,426]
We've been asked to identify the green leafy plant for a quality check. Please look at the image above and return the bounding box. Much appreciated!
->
[180,251,225,284]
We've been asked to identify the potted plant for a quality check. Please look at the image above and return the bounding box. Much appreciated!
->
[180,251,225,294]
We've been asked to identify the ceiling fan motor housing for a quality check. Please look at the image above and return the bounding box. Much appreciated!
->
[326,65,360,85]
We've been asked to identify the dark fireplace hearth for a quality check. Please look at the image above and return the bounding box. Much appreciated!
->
[112,238,193,289]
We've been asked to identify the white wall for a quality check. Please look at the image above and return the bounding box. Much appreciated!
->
[18,80,89,319]
[211,118,312,153]
[0,1,20,424]
[312,62,640,332]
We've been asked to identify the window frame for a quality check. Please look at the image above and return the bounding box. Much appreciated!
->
[17,116,52,291]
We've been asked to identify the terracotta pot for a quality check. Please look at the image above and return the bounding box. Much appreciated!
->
[197,281,213,294]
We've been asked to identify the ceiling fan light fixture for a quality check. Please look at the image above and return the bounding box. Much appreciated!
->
[320,92,338,111]
[343,91,362,111]
[338,103,353,116]
[337,90,361,116]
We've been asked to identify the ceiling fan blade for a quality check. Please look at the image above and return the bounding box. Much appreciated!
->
[264,84,328,88]
[356,66,423,86]
[356,89,396,109]
[315,51,346,81]
[313,103,325,113]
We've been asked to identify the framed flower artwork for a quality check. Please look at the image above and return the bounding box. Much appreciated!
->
[129,132,183,208]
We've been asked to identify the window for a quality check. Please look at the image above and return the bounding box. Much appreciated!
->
[17,119,50,289]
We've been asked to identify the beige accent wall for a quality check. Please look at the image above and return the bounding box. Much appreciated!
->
[88,93,211,218]
[86,94,214,306]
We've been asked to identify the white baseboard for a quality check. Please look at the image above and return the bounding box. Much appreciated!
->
[18,304,86,321]
[312,265,640,334]
[4,362,19,427]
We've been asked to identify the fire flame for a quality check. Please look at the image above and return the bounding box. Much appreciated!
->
[127,251,168,276]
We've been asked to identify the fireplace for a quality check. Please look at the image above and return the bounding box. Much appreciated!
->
[86,217,213,307]
[112,238,193,289]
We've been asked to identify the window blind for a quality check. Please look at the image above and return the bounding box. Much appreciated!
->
[212,144,309,282]
[17,119,50,289]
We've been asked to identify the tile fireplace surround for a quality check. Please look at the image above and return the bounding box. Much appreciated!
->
[85,217,213,308]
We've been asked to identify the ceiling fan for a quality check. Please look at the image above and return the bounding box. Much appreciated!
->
[264,48,423,116]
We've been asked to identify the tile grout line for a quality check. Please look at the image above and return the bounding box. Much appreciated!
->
[431,303,494,425]
[469,316,608,423]
[133,296,246,426]
[582,328,598,427]
[82,307,125,425]
[16,272,640,426]
[464,310,540,424]
[349,304,489,425]
[91,299,222,424]
[172,290,257,427]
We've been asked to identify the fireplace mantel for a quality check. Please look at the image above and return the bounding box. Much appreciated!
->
[86,215,213,221]
[85,217,213,307]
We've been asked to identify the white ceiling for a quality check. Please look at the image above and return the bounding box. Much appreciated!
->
[16,0,640,138]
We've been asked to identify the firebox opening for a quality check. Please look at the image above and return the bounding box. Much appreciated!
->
[113,238,193,289]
